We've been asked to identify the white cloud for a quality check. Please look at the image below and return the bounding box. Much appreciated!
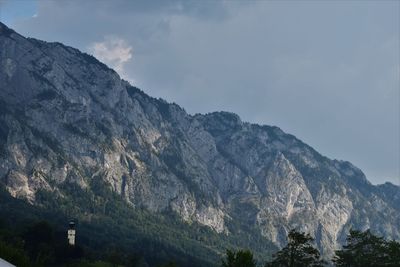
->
[89,36,133,82]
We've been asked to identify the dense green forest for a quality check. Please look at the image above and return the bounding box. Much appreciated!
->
[0,181,276,267]
[1,182,399,267]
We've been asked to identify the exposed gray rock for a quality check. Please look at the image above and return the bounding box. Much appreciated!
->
[0,22,399,257]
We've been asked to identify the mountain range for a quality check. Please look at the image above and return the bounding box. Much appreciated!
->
[0,21,399,263]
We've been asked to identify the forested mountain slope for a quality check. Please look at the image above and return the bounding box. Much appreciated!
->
[0,22,399,261]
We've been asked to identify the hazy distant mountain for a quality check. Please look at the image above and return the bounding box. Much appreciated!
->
[0,22,399,259]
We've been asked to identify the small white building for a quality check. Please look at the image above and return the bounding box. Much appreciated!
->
[67,221,76,246]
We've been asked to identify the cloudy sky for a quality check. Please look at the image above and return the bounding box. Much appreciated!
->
[1,0,399,185]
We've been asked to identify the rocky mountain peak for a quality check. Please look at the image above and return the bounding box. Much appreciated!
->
[0,22,399,258]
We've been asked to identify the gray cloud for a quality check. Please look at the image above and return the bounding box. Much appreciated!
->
[9,0,400,185]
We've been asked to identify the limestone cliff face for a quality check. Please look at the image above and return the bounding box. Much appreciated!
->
[0,22,399,256]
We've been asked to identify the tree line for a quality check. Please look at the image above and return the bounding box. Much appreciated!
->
[221,229,400,267]
[1,219,399,266]
[1,184,399,267]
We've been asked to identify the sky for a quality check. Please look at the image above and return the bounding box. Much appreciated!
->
[0,0,399,185]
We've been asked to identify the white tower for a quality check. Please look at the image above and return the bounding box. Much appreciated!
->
[67,221,76,246]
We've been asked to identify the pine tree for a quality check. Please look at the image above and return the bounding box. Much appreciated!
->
[221,249,256,267]
[333,229,400,267]
[265,229,324,267]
